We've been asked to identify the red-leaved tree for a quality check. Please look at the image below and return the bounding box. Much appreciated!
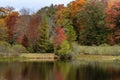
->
[26,15,41,48]
[55,26,67,45]
[106,0,120,45]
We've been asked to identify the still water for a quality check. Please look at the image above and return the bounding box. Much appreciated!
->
[0,61,120,80]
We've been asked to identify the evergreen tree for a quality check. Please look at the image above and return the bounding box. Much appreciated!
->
[65,20,77,44]
[36,15,53,53]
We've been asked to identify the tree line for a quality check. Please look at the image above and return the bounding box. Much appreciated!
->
[0,0,120,56]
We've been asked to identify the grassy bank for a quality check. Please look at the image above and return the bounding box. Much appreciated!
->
[0,54,120,62]
[76,55,119,61]
[0,53,55,62]
[0,56,26,62]
[0,45,120,62]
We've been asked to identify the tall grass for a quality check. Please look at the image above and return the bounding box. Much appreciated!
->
[69,43,81,58]
[70,43,120,56]
[78,45,120,56]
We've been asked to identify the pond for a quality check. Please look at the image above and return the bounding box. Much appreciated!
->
[0,61,120,80]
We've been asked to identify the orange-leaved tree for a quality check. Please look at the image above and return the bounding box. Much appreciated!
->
[69,0,86,17]
[5,11,19,44]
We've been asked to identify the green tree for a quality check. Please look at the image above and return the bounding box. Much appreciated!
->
[65,20,77,44]
[36,4,56,27]
[55,40,71,56]
[36,15,53,53]
[76,0,109,45]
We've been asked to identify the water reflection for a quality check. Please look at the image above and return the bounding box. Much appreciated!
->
[0,61,120,80]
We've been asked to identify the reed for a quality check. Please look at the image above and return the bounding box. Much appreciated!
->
[78,45,120,56]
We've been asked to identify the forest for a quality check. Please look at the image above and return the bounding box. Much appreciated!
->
[0,0,120,57]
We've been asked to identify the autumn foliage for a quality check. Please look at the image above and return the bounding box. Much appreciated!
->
[106,0,120,45]
[70,0,86,16]
[0,0,120,54]
[55,26,67,45]
[26,16,41,47]
[5,11,19,44]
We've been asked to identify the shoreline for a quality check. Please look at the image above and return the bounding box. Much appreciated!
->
[75,54,120,62]
[0,54,120,62]
[0,53,57,62]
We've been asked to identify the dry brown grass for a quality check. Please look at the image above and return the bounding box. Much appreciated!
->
[20,53,55,61]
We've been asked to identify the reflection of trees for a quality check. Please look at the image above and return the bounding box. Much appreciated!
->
[54,61,70,80]
[0,62,23,80]
[67,63,120,80]
[21,62,54,80]
[5,69,13,80]
[0,62,120,80]
[0,62,54,80]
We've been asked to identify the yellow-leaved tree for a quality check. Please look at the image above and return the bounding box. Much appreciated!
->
[0,19,8,41]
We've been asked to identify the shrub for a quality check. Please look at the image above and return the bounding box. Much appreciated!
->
[12,44,27,53]
[55,40,71,56]
[0,41,14,56]
[0,41,28,56]
[0,41,12,53]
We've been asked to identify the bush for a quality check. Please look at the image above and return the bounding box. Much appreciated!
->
[12,44,27,53]
[0,41,28,56]
[55,40,71,56]
[0,41,12,53]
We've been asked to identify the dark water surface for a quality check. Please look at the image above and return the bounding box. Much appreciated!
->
[0,61,120,80]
